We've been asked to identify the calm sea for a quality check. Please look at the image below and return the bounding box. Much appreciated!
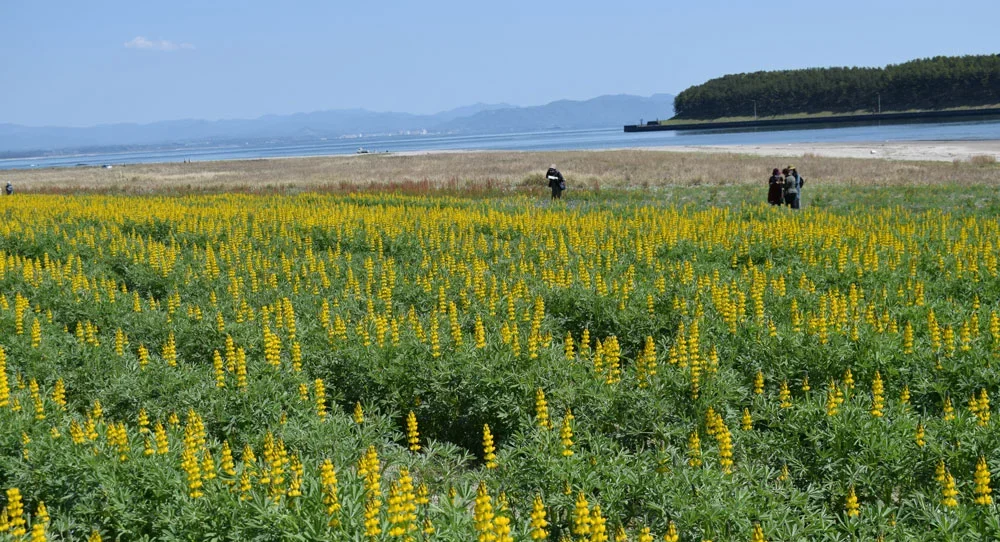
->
[2,118,999,171]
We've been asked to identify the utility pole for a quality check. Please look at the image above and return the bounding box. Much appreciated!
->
[752,100,757,120]
[877,93,881,114]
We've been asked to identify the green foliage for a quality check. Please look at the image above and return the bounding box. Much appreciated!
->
[673,54,1000,119]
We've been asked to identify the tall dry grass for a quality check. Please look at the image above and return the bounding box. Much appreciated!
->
[4,149,999,195]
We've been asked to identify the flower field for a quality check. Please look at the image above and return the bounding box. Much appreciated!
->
[1,191,1000,540]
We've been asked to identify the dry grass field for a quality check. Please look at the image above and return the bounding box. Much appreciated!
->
[4,149,1000,195]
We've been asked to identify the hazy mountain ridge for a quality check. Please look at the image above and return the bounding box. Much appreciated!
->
[0,95,673,155]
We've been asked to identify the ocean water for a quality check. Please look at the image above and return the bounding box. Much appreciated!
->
[2,118,999,171]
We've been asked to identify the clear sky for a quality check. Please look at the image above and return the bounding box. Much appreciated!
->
[2,0,998,127]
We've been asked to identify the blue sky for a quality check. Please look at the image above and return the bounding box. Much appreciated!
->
[2,0,998,127]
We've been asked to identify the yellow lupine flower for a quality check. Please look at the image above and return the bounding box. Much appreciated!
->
[483,424,497,468]
[974,456,993,505]
[529,494,548,540]
[406,410,420,451]
[845,485,860,517]
[560,409,574,457]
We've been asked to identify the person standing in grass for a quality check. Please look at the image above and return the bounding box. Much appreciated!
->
[767,168,784,205]
[5,182,12,196]
[546,165,566,200]
[786,166,804,209]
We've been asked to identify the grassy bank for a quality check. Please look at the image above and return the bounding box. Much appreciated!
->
[4,149,1000,195]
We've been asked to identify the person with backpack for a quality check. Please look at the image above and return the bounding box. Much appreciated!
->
[546,165,566,200]
[785,166,804,209]
[4,182,12,196]
[767,168,784,205]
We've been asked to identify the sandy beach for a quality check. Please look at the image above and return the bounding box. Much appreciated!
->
[643,140,1000,162]
[5,140,999,193]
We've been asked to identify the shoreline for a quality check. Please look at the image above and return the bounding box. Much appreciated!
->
[633,140,1000,163]
[3,139,999,174]
[311,139,1000,164]
[4,142,998,194]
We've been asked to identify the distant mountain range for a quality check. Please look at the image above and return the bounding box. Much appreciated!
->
[0,94,674,156]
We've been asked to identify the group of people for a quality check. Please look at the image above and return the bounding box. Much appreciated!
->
[545,164,807,209]
[767,166,804,209]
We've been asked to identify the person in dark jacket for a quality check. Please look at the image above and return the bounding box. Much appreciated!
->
[767,168,784,205]
[780,168,794,207]
[4,182,11,196]
[785,165,804,209]
[546,165,565,199]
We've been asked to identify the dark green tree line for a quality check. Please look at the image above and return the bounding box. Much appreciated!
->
[673,55,1000,119]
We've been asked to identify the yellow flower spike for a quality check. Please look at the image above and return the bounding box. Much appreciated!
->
[915,423,926,447]
[741,408,752,431]
[35,501,48,524]
[483,424,497,468]
[977,389,991,426]
[220,441,236,481]
[842,368,854,390]
[415,483,429,506]
[406,410,420,452]
[353,402,364,424]
[663,521,679,542]
[162,332,177,367]
[903,321,914,354]
[590,505,608,542]
[6,488,26,538]
[320,459,341,526]
[30,318,41,349]
[475,314,487,349]
[845,485,860,517]
[687,430,702,468]
[571,491,591,537]
[138,344,150,369]
[535,388,553,430]
[529,494,548,540]
[753,370,764,395]
[89,530,102,542]
[29,379,45,421]
[779,380,792,408]
[560,410,575,457]
[30,522,45,542]
[201,449,216,481]
[941,470,959,507]
[935,459,947,483]
[0,347,8,408]
[386,467,417,537]
[363,495,382,538]
[212,350,225,388]
[943,395,955,421]
[974,455,993,505]
[713,417,734,473]
[473,481,496,540]
[235,347,248,389]
[750,523,766,542]
[870,371,885,418]
[314,379,326,420]
[638,527,654,542]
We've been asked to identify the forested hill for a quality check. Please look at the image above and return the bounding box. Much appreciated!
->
[672,55,1000,120]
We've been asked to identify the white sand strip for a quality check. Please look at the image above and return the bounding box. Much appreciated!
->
[638,140,1000,162]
